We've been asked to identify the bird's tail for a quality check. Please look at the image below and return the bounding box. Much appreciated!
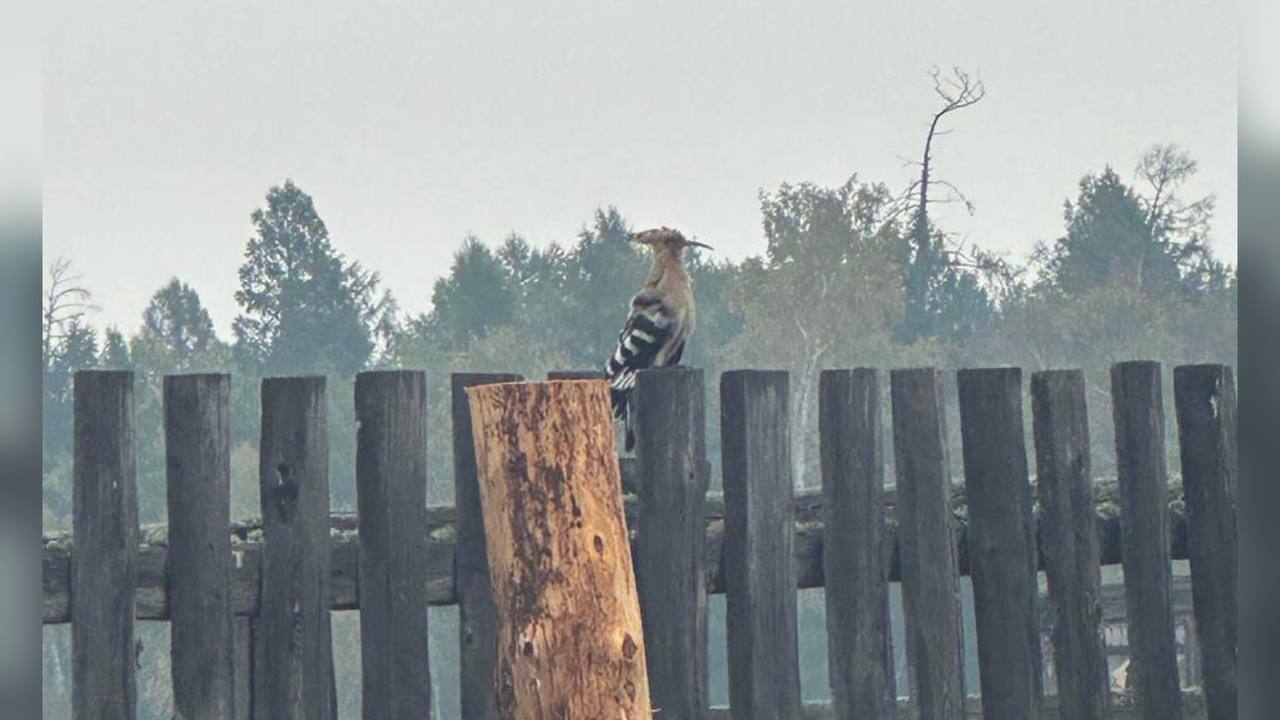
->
[610,386,636,452]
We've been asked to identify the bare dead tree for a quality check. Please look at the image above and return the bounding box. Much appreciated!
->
[42,257,96,359]
[1135,143,1216,241]
[909,66,986,223]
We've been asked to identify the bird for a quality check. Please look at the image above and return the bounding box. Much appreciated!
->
[605,226,712,452]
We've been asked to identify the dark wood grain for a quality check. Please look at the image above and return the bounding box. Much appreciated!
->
[256,377,335,720]
[355,371,431,720]
[42,483,1199,624]
[1032,370,1112,720]
[233,616,252,720]
[452,372,521,720]
[1173,365,1236,720]
[634,367,710,720]
[818,369,896,719]
[72,370,138,720]
[1111,362,1183,720]
[958,368,1043,720]
[890,367,965,720]
[720,370,802,719]
[164,374,235,720]
[546,370,608,380]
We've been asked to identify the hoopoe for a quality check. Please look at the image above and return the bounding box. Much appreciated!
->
[605,227,711,451]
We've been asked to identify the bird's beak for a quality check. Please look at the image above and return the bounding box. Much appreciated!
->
[686,240,713,251]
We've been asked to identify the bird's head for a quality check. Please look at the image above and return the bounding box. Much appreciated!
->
[628,227,713,256]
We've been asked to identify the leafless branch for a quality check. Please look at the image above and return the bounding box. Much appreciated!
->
[43,257,96,358]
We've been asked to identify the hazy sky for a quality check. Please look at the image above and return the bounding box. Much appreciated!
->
[45,0,1237,336]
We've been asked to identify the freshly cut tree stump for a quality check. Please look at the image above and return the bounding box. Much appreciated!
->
[466,379,652,720]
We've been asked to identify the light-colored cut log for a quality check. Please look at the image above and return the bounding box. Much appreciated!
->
[466,379,651,720]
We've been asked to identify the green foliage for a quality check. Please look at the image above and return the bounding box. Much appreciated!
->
[40,147,1238,719]
[134,278,223,370]
[426,235,518,350]
[98,327,132,369]
[232,179,383,377]
[41,317,97,471]
[1037,145,1221,301]
[561,207,647,367]
[897,218,996,344]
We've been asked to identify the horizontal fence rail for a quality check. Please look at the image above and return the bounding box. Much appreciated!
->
[44,363,1235,720]
[41,482,1199,623]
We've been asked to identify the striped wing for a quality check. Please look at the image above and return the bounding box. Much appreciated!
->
[605,298,674,418]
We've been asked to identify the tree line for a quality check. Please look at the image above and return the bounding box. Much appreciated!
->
[42,142,1236,532]
[41,144,1236,719]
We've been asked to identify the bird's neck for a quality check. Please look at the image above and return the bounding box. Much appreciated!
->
[644,246,686,290]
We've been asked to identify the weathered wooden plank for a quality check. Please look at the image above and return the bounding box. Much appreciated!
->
[958,368,1043,720]
[256,377,335,720]
[164,374,235,720]
[451,372,521,720]
[1173,365,1237,720]
[890,367,965,720]
[72,370,138,720]
[233,616,252,720]
[1032,370,1112,720]
[355,371,432,720]
[42,486,1199,624]
[720,370,802,719]
[1111,362,1183,720]
[546,370,607,380]
[634,367,710,719]
[706,692,1211,720]
[819,369,895,719]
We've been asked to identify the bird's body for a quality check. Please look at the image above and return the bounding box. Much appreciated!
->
[605,227,710,451]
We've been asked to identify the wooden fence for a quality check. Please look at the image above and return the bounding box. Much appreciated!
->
[41,362,1236,720]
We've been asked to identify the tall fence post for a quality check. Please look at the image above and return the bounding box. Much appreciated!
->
[890,368,965,720]
[72,370,138,720]
[958,368,1043,720]
[1174,364,1237,720]
[256,377,335,720]
[1111,361,1183,720]
[633,367,710,720]
[1031,370,1112,720]
[164,374,234,720]
[356,371,432,720]
[819,369,896,719]
[720,370,802,719]
[453,372,522,720]
[233,616,253,720]
[466,379,651,719]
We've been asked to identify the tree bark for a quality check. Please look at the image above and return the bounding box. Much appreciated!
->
[465,379,651,720]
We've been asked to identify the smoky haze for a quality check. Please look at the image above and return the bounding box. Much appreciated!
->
[44,0,1236,334]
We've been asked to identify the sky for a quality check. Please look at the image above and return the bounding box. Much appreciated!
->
[44,0,1237,336]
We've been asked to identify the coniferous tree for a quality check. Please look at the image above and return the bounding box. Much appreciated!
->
[232,179,381,376]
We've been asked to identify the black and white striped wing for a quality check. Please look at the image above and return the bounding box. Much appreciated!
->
[604,301,673,418]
